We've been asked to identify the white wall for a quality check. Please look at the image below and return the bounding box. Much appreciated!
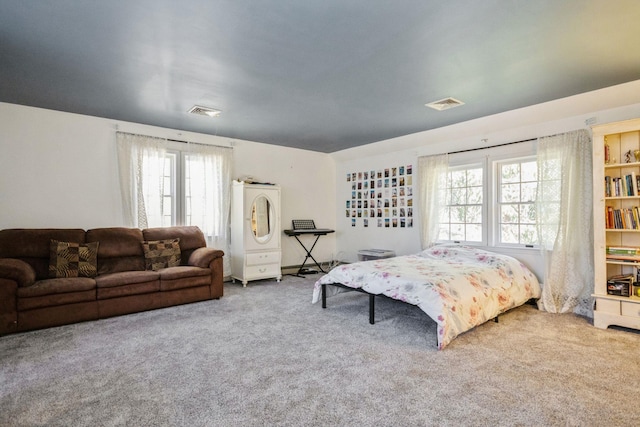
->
[330,80,640,280]
[0,102,336,269]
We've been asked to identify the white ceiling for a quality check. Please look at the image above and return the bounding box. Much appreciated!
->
[1,0,640,152]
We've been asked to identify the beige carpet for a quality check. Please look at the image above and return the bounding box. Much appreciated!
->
[1,274,639,426]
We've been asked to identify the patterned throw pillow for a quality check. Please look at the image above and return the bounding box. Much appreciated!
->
[141,238,181,271]
[49,240,99,278]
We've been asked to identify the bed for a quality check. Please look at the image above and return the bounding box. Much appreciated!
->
[312,244,541,349]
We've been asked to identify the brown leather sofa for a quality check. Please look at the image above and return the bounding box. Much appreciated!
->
[0,226,224,335]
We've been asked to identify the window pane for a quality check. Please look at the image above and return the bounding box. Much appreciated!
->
[520,225,538,245]
[519,204,536,224]
[438,224,450,241]
[501,163,520,183]
[451,224,465,240]
[466,224,482,242]
[521,182,537,202]
[439,165,484,244]
[439,206,450,223]
[451,188,465,205]
[467,169,482,186]
[450,170,466,187]
[497,157,538,247]
[452,206,466,223]
[501,183,520,203]
[467,186,483,204]
[521,161,537,181]
[500,204,519,223]
[467,205,482,223]
[501,224,520,244]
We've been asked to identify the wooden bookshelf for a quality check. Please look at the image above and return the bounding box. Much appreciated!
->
[593,118,640,331]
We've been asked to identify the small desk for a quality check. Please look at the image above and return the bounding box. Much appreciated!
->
[284,227,335,276]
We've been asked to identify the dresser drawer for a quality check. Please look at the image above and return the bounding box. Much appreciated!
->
[621,301,640,318]
[245,263,281,278]
[246,251,281,266]
[596,298,620,315]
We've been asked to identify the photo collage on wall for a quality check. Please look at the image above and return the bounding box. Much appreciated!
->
[346,165,413,228]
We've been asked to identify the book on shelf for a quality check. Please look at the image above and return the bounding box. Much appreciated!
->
[606,254,640,262]
[606,246,640,255]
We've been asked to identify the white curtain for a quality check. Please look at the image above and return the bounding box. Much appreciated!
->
[183,142,233,274]
[418,153,449,249]
[116,132,167,229]
[536,129,594,316]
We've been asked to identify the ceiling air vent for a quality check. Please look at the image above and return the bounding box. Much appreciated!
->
[425,97,465,111]
[188,105,221,117]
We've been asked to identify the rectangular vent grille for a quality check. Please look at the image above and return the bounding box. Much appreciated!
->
[425,97,465,111]
[188,105,221,117]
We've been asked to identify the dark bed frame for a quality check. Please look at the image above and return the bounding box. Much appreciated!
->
[320,283,502,346]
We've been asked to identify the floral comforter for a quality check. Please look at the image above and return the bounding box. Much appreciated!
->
[312,245,541,349]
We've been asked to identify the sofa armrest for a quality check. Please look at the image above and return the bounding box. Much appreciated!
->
[188,247,224,268]
[0,258,36,287]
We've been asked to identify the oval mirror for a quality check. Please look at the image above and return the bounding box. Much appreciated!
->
[251,195,273,243]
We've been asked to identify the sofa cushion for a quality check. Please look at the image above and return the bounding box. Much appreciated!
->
[159,265,210,280]
[49,240,99,278]
[95,271,160,299]
[142,238,181,271]
[18,289,96,311]
[95,270,159,288]
[17,277,96,298]
[159,266,211,291]
[86,227,146,274]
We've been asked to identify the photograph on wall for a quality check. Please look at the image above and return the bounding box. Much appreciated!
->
[345,164,413,228]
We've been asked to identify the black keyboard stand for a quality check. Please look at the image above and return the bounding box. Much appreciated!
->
[283,228,335,277]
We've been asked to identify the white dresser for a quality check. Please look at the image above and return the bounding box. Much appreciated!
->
[230,181,282,286]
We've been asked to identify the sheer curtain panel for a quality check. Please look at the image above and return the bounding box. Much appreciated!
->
[116,132,167,229]
[418,153,449,249]
[536,129,594,316]
[183,142,232,274]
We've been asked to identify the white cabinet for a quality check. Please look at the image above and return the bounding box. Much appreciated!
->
[592,118,640,331]
[231,181,282,286]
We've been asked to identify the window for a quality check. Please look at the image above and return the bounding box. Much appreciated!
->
[431,140,539,249]
[438,165,484,243]
[143,151,222,230]
[143,152,177,228]
[496,158,538,246]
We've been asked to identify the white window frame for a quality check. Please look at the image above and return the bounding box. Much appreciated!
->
[493,155,539,249]
[438,160,488,246]
[148,149,202,228]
